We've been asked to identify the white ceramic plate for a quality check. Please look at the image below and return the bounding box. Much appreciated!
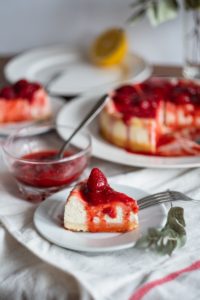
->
[5,45,152,96]
[56,92,200,168]
[0,96,64,136]
[34,183,166,252]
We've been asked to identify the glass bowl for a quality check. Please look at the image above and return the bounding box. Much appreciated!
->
[3,124,91,203]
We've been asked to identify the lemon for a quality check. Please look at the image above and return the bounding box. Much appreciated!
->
[90,28,128,67]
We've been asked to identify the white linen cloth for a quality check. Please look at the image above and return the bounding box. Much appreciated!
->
[1,150,200,300]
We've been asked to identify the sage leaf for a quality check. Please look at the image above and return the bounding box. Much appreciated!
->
[135,235,151,249]
[147,0,179,26]
[185,0,200,10]
[135,206,186,255]
[127,8,146,24]
[130,0,147,9]
[166,216,186,237]
[156,228,178,255]
[128,0,200,26]
[167,206,185,227]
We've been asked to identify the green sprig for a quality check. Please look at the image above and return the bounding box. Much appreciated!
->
[128,0,200,26]
[135,206,186,255]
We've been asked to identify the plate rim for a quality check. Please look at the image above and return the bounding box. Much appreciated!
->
[4,45,153,95]
[5,45,78,83]
[34,183,166,252]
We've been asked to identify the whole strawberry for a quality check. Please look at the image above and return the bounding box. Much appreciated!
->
[87,168,108,192]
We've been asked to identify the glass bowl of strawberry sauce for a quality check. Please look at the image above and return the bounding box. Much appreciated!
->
[3,125,91,203]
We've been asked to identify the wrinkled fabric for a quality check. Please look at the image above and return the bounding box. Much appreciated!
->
[0,154,200,300]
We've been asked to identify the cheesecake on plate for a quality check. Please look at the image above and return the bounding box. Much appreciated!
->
[64,168,139,232]
[99,78,200,155]
[0,79,51,123]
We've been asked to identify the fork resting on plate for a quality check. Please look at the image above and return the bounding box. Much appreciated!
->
[138,190,199,210]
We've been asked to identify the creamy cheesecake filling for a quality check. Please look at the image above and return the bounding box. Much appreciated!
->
[64,194,138,232]
[100,108,160,153]
[64,195,87,231]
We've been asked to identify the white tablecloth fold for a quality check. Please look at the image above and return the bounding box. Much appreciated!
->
[1,165,200,300]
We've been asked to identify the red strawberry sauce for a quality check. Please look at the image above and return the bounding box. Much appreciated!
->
[80,168,138,212]
[13,150,87,188]
[112,79,200,123]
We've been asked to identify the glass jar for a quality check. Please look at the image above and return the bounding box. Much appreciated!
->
[183,6,200,79]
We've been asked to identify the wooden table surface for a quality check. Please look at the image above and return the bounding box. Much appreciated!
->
[0,56,182,85]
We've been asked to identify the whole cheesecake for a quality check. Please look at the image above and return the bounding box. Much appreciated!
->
[0,79,51,123]
[64,168,139,232]
[99,78,200,154]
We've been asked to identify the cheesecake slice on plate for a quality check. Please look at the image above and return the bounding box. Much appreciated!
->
[64,168,139,232]
[0,79,51,123]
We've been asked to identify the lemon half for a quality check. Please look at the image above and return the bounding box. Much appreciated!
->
[91,28,128,67]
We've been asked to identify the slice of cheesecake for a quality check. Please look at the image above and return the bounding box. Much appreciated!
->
[64,168,139,232]
[0,79,51,123]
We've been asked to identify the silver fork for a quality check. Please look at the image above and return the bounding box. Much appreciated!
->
[138,190,199,210]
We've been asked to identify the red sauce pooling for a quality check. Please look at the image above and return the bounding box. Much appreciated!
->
[77,168,138,232]
[0,79,42,101]
[13,150,87,188]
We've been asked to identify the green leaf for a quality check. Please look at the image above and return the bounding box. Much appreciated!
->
[167,207,186,227]
[128,0,200,27]
[135,227,161,248]
[127,8,146,24]
[147,0,179,26]
[135,206,186,255]
[185,0,200,10]
[156,228,178,255]
[130,0,147,9]
[177,234,187,248]
[135,235,151,248]
[166,216,186,237]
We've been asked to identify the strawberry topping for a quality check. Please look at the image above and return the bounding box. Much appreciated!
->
[0,86,15,99]
[112,79,200,122]
[80,168,138,212]
[87,168,108,192]
[0,79,42,101]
